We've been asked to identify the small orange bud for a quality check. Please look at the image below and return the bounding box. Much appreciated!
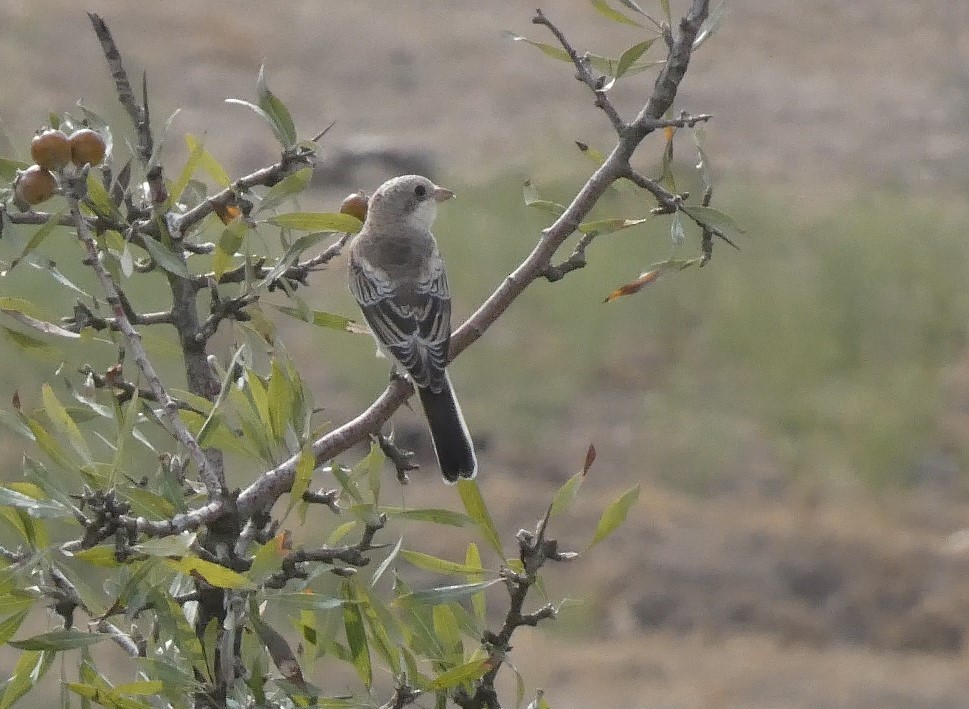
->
[339,192,369,222]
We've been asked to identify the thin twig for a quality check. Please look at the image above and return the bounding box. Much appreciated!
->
[533,9,625,134]
[69,194,225,499]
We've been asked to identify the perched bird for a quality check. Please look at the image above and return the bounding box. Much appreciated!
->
[347,175,477,482]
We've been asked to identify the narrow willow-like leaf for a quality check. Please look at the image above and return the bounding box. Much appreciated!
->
[9,629,108,651]
[428,657,492,691]
[341,581,372,688]
[589,485,641,548]
[457,480,503,556]
[256,167,312,214]
[141,234,190,278]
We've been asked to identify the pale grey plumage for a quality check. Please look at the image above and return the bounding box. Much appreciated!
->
[347,175,477,481]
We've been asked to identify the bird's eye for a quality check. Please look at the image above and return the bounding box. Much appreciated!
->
[414,184,427,197]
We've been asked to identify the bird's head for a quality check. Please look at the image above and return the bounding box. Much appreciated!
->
[366,175,454,232]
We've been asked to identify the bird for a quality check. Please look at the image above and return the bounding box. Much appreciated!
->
[347,174,477,482]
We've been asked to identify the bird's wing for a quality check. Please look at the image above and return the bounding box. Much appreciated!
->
[349,246,451,392]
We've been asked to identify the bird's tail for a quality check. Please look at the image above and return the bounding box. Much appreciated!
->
[418,372,477,482]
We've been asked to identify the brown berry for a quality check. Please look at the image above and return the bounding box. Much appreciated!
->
[69,128,106,167]
[30,129,71,171]
[15,165,57,206]
[339,192,369,222]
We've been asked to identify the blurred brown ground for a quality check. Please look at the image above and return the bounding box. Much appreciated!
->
[2,1,969,707]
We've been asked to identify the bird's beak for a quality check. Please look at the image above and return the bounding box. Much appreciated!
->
[432,186,455,203]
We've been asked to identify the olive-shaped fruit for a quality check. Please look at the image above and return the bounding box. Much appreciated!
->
[31,129,72,171]
[69,128,107,167]
[15,165,57,206]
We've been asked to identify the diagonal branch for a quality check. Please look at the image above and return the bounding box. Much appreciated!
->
[234,0,712,520]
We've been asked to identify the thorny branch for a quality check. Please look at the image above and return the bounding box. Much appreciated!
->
[68,188,225,498]
[454,509,576,708]
[234,0,714,521]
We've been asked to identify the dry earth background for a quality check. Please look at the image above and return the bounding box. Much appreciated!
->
[2,1,969,707]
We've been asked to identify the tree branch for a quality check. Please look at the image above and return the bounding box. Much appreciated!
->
[68,190,225,499]
[234,1,712,520]
[532,9,625,134]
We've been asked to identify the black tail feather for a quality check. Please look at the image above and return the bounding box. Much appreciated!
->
[417,373,477,482]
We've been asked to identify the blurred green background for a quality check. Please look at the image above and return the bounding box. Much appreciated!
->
[2,1,969,706]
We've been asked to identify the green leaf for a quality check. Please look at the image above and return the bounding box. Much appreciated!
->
[370,535,403,588]
[267,359,295,442]
[577,217,649,236]
[616,38,658,77]
[659,0,671,21]
[591,0,641,27]
[166,134,207,207]
[522,180,565,215]
[428,657,492,691]
[257,64,297,147]
[267,211,363,233]
[694,0,728,50]
[0,297,46,319]
[164,556,255,589]
[72,545,122,568]
[118,486,176,521]
[248,535,285,584]
[42,383,92,465]
[503,31,571,63]
[22,415,74,471]
[113,680,164,697]
[213,219,248,280]
[258,231,327,287]
[135,532,196,558]
[9,629,108,651]
[0,157,29,182]
[1,309,80,340]
[614,0,649,15]
[381,507,472,527]
[401,550,491,577]
[680,205,745,235]
[188,134,231,187]
[0,325,61,361]
[224,98,285,144]
[550,471,585,518]
[432,604,463,659]
[269,592,346,612]
[354,440,385,503]
[670,210,686,246]
[693,126,712,194]
[287,445,315,516]
[245,367,272,434]
[3,208,67,275]
[140,234,190,278]
[26,256,91,298]
[271,303,355,332]
[85,171,119,220]
[465,543,486,625]
[341,581,372,688]
[589,485,640,548]
[0,650,53,709]
[397,579,501,606]
[0,485,70,519]
[457,480,503,556]
[0,609,29,646]
[256,167,312,214]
